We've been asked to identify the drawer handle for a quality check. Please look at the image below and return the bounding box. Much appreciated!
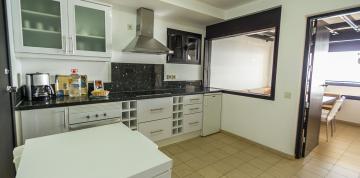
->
[95,114,99,118]
[150,129,164,134]
[150,108,164,112]
[190,108,200,111]
[103,113,107,117]
[86,115,90,119]
[190,99,200,101]
[189,121,199,125]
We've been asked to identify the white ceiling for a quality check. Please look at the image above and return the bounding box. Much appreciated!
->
[322,12,360,25]
[102,0,224,26]
[196,0,255,10]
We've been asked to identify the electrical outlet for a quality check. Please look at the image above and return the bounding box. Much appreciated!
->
[284,92,292,99]
[172,75,176,79]
[166,75,172,79]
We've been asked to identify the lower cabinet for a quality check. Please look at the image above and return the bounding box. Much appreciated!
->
[138,118,172,142]
[18,107,68,144]
[183,113,203,133]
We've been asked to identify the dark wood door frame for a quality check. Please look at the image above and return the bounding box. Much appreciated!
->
[295,6,360,158]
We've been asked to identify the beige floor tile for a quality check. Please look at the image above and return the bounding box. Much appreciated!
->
[221,156,245,168]
[258,153,282,164]
[209,149,231,160]
[185,157,209,170]
[328,165,359,178]
[166,144,185,155]
[248,158,273,171]
[166,123,360,178]
[229,141,252,151]
[198,165,223,178]
[326,172,348,178]
[200,143,218,153]
[173,164,194,177]
[296,169,323,178]
[211,160,236,175]
[220,145,238,154]
[172,171,180,178]
[183,172,205,178]
[174,151,195,162]
[223,169,252,178]
[188,148,208,158]
[199,154,220,165]
[243,147,266,157]
[236,163,263,177]
[232,151,255,162]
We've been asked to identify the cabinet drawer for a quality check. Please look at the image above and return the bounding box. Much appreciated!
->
[69,102,122,114]
[137,98,172,123]
[69,109,122,125]
[184,113,203,133]
[138,118,172,142]
[184,94,203,105]
[184,104,203,115]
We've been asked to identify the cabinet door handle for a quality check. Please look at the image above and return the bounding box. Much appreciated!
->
[86,115,90,119]
[150,108,164,112]
[150,129,164,134]
[190,98,200,101]
[62,36,67,54]
[69,37,74,54]
[103,113,107,117]
[189,121,199,125]
[189,108,200,111]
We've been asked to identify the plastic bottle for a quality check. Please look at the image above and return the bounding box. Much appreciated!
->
[69,68,81,97]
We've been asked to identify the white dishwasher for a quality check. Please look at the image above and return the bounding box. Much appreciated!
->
[202,93,222,136]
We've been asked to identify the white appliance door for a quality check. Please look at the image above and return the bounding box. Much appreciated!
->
[202,93,222,136]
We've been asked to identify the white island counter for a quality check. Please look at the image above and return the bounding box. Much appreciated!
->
[16,123,172,178]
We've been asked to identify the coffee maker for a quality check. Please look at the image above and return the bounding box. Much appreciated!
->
[26,73,55,101]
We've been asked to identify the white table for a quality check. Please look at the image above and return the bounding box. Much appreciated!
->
[16,123,172,178]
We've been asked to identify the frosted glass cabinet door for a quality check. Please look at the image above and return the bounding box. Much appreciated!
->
[14,0,68,54]
[68,0,111,57]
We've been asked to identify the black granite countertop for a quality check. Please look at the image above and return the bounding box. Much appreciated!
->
[15,87,223,111]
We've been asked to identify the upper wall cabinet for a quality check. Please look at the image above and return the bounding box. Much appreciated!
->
[167,28,202,65]
[11,0,112,61]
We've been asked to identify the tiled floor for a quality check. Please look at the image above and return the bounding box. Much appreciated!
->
[160,122,360,178]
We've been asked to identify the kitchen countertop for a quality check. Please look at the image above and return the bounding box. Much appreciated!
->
[15,87,222,111]
[16,123,172,178]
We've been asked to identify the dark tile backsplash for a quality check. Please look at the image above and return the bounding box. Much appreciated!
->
[111,63,164,91]
[110,63,202,92]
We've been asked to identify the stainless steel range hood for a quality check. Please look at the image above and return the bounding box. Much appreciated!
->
[123,8,171,54]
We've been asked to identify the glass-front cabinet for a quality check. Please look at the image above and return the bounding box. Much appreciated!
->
[11,0,112,60]
[14,0,68,54]
[68,0,111,57]
[167,28,202,65]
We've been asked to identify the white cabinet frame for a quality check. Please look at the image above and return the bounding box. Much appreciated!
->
[10,0,112,61]
[11,0,69,55]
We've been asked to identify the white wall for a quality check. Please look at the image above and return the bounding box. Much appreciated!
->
[11,3,205,86]
[221,0,360,156]
[110,4,204,81]
[210,35,274,90]
[314,52,360,83]
[326,85,360,124]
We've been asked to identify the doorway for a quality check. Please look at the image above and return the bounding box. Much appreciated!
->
[296,7,360,159]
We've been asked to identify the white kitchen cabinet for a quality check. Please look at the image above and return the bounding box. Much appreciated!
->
[138,118,172,142]
[10,0,111,60]
[183,94,203,105]
[137,97,172,123]
[183,103,203,115]
[183,113,203,134]
[19,107,68,144]
[202,93,222,136]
